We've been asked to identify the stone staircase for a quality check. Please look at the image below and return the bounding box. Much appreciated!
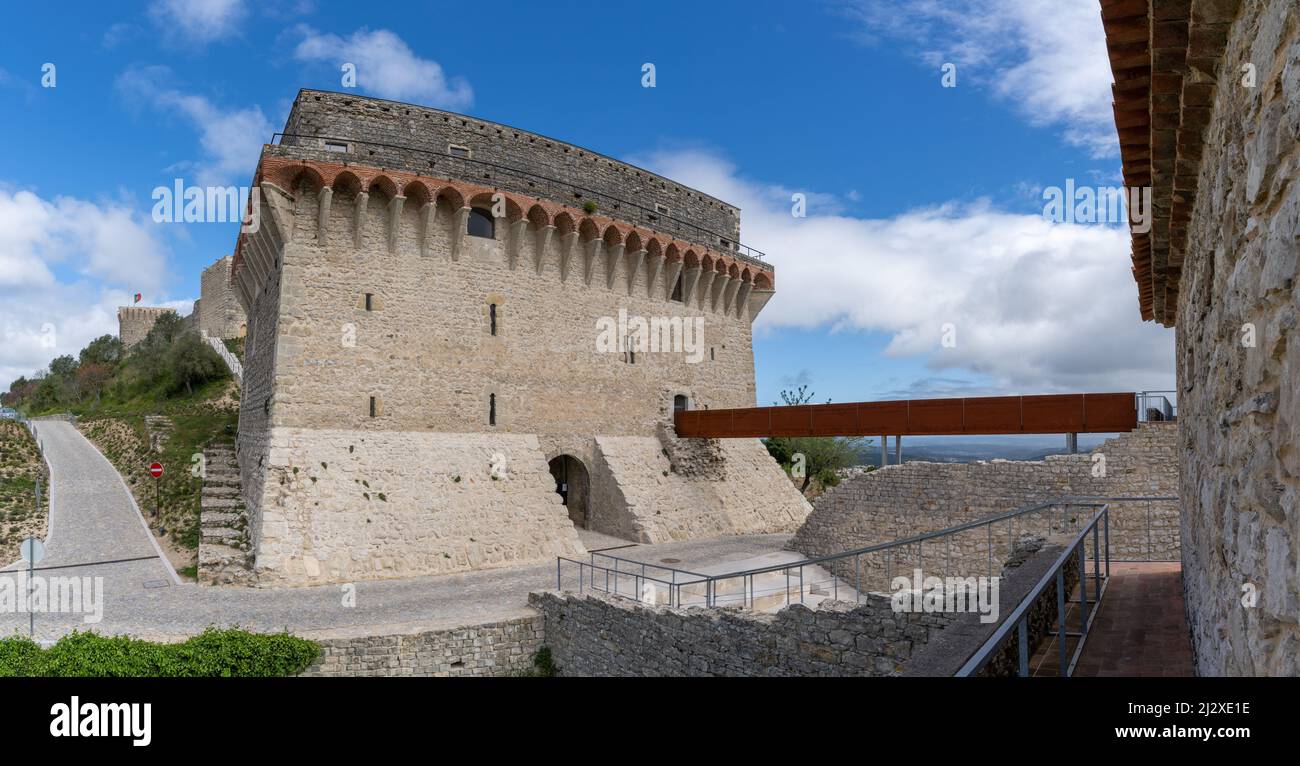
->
[201,330,242,385]
[143,414,175,453]
[198,444,255,585]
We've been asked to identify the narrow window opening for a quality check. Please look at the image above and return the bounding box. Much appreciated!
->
[368,396,376,418]
[467,208,495,239]
[489,393,497,425]
[364,293,374,311]
[489,303,498,336]
[710,347,715,361]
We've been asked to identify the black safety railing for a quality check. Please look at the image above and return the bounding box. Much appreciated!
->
[269,132,769,268]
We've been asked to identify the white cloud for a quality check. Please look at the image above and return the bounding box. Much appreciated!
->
[0,188,175,389]
[634,150,1174,393]
[116,66,272,186]
[292,26,473,109]
[148,0,247,45]
[840,0,1118,157]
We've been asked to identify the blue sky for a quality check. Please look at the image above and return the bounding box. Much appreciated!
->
[0,0,1176,405]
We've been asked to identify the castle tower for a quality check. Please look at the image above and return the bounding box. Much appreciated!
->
[198,255,247,339]
[229,89,809,585]
[117,306,176,349]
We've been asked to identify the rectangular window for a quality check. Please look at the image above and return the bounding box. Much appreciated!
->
[489,393,496,425]
[369,396,377,418]
[324,141,349,153]
[449,144,471,158]
[364,293,374,311]
[655,203,671,215]
[489,303,497,335]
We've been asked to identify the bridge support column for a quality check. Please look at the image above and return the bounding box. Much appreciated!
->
[1066,433,1078,454]
[894,435,903,464]
[880,436,888,467]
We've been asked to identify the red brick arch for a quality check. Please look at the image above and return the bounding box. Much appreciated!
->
[247,155,774,289]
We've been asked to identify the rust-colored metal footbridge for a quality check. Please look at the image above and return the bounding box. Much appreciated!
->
[674,392,1142,441]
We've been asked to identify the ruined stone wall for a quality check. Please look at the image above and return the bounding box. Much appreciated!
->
[1174,0,1300,676]
[528,590,954,677]
[302,615,543,677]
[590,435,810,543]
[280,90,744,250]
[199,255,247,339]
[116,306,175,348]
[791,424,1180,569]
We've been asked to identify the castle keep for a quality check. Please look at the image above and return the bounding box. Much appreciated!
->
[230,90,809,585]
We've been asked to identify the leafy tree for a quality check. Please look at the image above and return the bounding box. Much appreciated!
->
[165,332,225,395]
[75,363,113,405]
[47,355,78,378]
[764,385,869,494]
[79,335,124,367]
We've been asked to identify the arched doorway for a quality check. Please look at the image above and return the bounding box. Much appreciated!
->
[547,455,590,528]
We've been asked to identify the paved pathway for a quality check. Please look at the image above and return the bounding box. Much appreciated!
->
[1030,561,1195,676]
[0,420,792,643]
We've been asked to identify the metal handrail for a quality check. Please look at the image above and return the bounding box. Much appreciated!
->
[954,504,1110,677]
[1136,390,1177,422]
[270,131,770,266]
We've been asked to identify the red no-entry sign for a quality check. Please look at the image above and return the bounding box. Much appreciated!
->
[149,462,164,478]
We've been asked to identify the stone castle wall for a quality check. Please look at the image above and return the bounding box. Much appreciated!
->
[280,89,745,253]
[302,615,543,677]
[528,590,954,677]
[199,255,247,339]
[1174,0,1299,676]
[231,100,803,585]
[791,424,1180,570]
[116,306,176,348]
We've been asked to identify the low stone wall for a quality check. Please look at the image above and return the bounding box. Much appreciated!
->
[528,590,954,677]
[301,615,544,677]
[793,424,1179,564]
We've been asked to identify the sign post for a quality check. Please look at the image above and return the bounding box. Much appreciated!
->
[150,461,164,518]
[20,537,45,638]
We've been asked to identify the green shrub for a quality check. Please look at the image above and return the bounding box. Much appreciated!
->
[531,646,556,677]
[0,628,319,677]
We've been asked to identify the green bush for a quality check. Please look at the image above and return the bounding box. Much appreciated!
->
[0,628,319,677]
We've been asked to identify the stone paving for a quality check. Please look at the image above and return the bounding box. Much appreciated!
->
[0,420,794,643]
[1029,562,1195,677]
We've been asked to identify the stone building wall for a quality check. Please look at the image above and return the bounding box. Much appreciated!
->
[280,90,747,254]
[791,423,1180,570]
[1174,0,1299,676]
[116,306,176,348]
[302,615,543,677]
[528,590,955,677]
[198,255,247,339]
[229,97,803,585]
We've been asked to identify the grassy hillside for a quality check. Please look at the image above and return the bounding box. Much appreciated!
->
[0,420,49,562]
[3,314,239,578]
